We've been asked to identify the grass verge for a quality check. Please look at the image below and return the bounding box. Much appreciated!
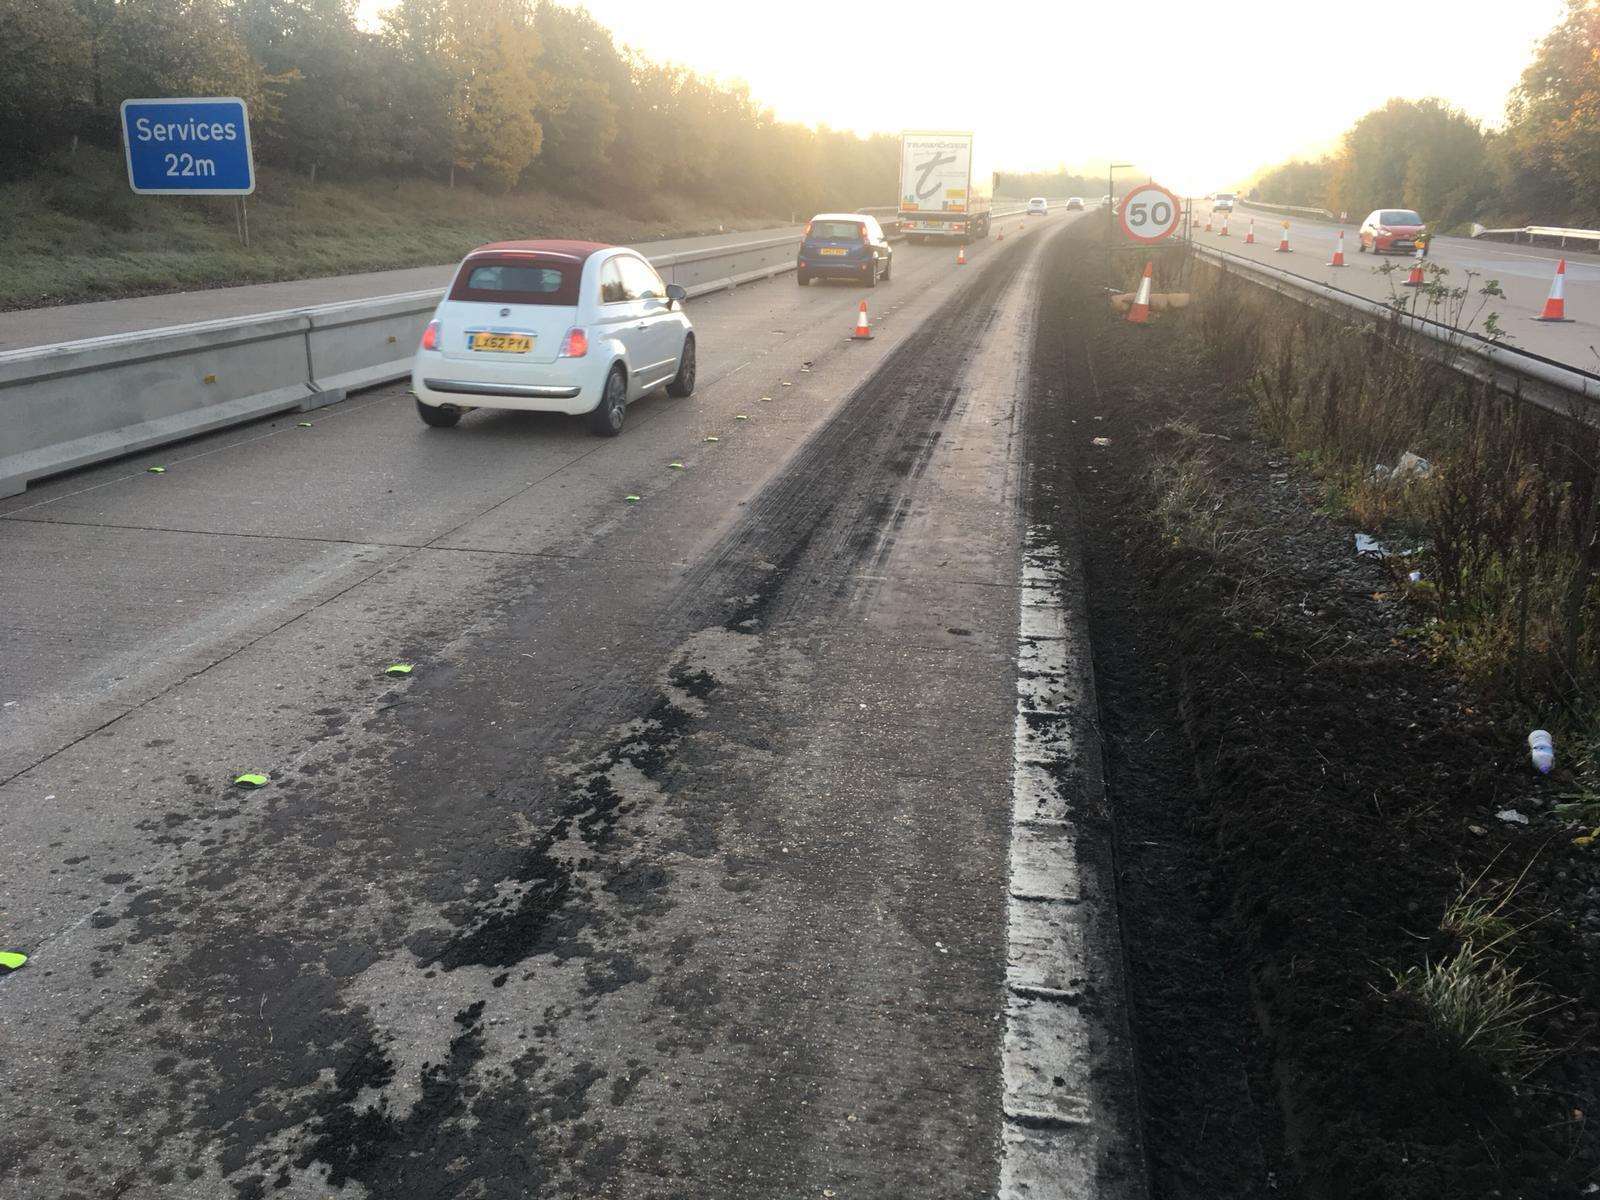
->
[1040,217,1599,1196]
[1,147,785,310]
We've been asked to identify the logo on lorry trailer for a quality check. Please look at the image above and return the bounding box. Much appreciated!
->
[1118,183,1182,244]
[913,151,958,201]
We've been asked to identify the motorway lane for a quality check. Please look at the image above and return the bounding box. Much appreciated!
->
[0,212,1080,1197]
[0,226,802,350]
[1191,202,1600,370]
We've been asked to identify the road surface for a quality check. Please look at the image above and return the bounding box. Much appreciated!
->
[0,212,1137,1198]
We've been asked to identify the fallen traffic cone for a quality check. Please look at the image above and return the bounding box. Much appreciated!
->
[1403,250,1425,287]
[956,245,967,265]
[1275,222,1292,253]
[1533,258,1574,322]
[852,300,872,340]
[1328,230,1347,267]
[1126,261,1154,325]
[1244,219,1255,245]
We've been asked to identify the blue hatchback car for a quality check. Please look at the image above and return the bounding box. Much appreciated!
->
[796,213,892,288]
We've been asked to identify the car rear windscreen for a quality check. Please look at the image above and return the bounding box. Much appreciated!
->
[1381,211,1422,225]
[449,255,581,305]
[809,221,864,241]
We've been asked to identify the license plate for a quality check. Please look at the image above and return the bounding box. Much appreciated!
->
[468,331,532,353]
[1393,241,1413,248]
[819,247,848,256]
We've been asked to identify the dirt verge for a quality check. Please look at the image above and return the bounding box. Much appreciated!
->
[1027,218,1600,1196]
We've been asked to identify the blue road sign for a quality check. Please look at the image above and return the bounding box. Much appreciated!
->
[121,97,254,195]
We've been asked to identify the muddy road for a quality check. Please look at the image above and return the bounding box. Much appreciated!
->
[0,216,1147,1197]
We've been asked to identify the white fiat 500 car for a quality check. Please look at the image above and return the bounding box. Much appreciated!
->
[412,239,695,437]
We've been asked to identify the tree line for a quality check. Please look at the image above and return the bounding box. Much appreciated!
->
[1250,0,1600,229]
[994,168,1114,199]
[0,0,901,214]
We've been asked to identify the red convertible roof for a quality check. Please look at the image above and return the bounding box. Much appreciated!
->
[467,239,611,261]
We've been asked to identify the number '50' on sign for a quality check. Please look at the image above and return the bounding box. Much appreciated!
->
[1118,184,1182,244]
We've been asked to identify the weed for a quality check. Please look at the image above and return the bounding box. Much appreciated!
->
[1387,857,1560,1079]
[1190,249,1600,707]
[1387,940,1556,1078]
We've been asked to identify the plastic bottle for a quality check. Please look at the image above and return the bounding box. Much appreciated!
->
[1529,729,1555,775]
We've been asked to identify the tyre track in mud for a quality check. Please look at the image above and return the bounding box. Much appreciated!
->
[2,230,1053,1198]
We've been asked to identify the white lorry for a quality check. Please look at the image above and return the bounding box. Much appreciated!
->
[897,131,993,243]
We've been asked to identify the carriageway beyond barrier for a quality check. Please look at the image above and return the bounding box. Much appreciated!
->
[1189,240,1600,421]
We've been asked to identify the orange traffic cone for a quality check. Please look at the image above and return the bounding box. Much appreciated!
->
[956,245,967,266]
[1276,221,1292,253]
[1534,258,1574,322]
[1403,250,1425,287]
[1219,213,1230,237]
[1328,230,1347,267]
[1244,219,1255,245]
[1204,212,1213,233]
[1126,261,1154,325]
[852,300,872,340]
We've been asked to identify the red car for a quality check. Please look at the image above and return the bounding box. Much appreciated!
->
[1359,209,1425,255]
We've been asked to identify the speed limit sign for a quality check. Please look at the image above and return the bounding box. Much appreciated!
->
[1118,183,1182,244]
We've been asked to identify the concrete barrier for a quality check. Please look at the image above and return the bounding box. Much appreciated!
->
[1,312,323,498]
[0,233,821,498]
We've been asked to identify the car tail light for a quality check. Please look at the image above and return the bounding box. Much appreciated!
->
[803,222,813,238]
[559,327,588,358]
[420,319,440,351]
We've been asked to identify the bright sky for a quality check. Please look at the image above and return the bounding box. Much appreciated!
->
[357,0,1568,194]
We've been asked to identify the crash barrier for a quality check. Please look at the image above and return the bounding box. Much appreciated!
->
[1,232,809,498]
[859,202,1036,239]
[1471,223,1600,252]
[1190,241,1600,422]
[1237,198,1337,221]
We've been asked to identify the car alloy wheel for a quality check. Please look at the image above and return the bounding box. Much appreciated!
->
[588,366,627,437]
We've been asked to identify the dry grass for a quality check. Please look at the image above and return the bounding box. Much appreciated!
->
[1188,250,1600,710]
[1388,858,1562,1079]
[1387,941,1556,1078]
